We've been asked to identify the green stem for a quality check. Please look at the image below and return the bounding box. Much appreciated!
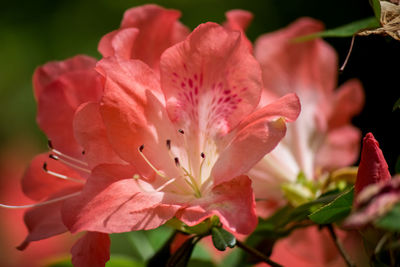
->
[327,224,355,267]
[236,240,283,267]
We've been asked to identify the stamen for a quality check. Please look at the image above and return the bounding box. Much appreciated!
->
[166,139,171,150]
[0,192,81,209]
[154,178,177,192]
[198,152,206,181]
[82,150,86,155]
[49,154,91,174]
[174,157,180,167]
[43,162,85,184]
[181,166,201,198]
[47,140,88,166]
[178,129,185,134]
[138,145,167,179]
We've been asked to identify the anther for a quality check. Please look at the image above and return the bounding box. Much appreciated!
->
[201,152,205,159]
[178,129,184,134]
[47,140,53,149]
[174,157,180,167]
[139,144,144,152]
[49,154,58,160]
[166,140,171,150]
[41,161,85,183]
[43,162,48,171]
[82,150,85,155]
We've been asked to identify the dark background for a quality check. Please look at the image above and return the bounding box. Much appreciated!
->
[0,0,398,171]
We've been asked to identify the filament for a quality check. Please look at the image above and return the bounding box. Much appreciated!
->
[0,192,81,209]
[138,145,167,179]
[50,148,88,166]
[43,163,85,184]
[49,154,91,174]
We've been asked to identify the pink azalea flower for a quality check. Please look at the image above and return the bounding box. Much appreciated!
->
[345,133,398,228]
[98,4,189,69]
[1,55,115,266]
[248,17,365,207]
[98,4,253,69]
[62,22,300,238]
[268,227,369,267]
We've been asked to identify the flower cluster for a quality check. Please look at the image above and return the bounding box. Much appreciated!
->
[4,4,389,267]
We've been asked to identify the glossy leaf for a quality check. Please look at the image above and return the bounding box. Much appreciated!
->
[309,187,354,224]
[375,203,400,232]
[211,227,237,251]
[296,17,380,41]
[370,0,381,20]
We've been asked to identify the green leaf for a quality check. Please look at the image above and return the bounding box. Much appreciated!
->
[211,227,236,251]
[393,98,400,111]
[370,0,382,20]
[309,187,354,224]
[106,255,144,267]
[375,203,400,232]
[46,258,73,267]
[296,17,380,41]
[126,231,155,261]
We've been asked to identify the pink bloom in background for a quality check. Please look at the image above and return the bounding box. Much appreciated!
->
[345,133,398,228]
[268,226,368,267]
[62,23,300,240]
[248,17,365,209]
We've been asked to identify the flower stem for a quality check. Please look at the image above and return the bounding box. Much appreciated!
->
[236,240,283,267]
[326,224,355,267]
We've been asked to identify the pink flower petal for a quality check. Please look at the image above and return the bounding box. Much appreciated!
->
[98,4,189,69]
[212,93,300,185]
[97,57,180,179]
[355,133,391,196]
[254,17,337,97]
[160,22,263,135]
[33,55,97,100]
[223,10,253,51]
[37,66,103,158]
[73,102,126,168]
[177,175,257,234]
[18,187,80,250]
[71,232,110,267]
[98,28,139,60]
[316,125,361,171]
[62,164,181,233]
[328,79,365,130]
[21,153,83,201]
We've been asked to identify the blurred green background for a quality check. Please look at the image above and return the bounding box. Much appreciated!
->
[0,0,399,166]
[0,0,399,266]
